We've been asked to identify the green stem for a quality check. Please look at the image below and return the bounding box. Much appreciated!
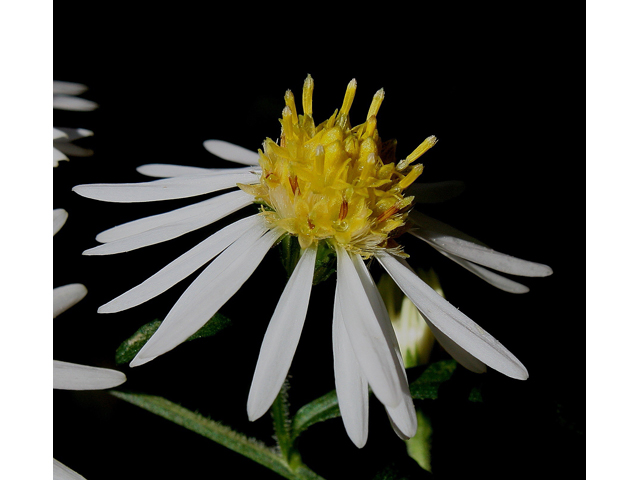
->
[111,391,324,480]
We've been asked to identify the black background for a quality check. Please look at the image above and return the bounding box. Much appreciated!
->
[54,3,584,479]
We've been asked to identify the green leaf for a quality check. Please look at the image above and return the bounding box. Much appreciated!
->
[409,359,457,400]
[111,391,325,480]
[291,390,341,441]
[115,313,232,365]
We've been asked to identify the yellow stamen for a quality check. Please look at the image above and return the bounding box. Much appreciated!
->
[302,75,314,116]
[367,88,385,120]
[397,135,438,171]
[284,90,298,125]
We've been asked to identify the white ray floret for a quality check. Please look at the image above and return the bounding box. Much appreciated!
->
[137,163,260,178]
[53,360,126,390]
[131,225,283,367]
[352,253,417,438]
[53,284,88,319]
[333,292,369,448]
[73,171,259,203]
[409,211,553,277]
[53,458,86,480]
[53,209,68,235]
[247,245,317,421]
[84,190,254,255]
[99,214,263,313]
[203,139,261,165]
[335,247,406,408]
[377,252,528,380]
[53,94,98,111]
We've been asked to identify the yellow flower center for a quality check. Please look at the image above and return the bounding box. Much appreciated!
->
[238,76,437,256]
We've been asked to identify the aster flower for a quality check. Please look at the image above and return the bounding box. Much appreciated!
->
[73,76,551,447]
[53,81,96,167]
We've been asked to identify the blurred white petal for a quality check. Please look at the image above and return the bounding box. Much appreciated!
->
[203,139,261,165]
[333,290,369,448]
[54,127,94,141]
[53,147,68,166]
[53,128,67,140]
[84,190,253,255]
[53,284,87,318]
[130,226,282,367]
[53,95,98,111]
[377,253,528,380]
[53,80,87,95]
[137,163,260,178]
[53,142,94,158]
[53,209,68,236]
[53,458,86,480]
[99,214,262,313]
[53,360,126,390]
[73,172,259,203]
[248,245,316,421]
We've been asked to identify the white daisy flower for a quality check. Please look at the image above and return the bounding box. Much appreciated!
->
[73,76,551,447]
[53,81,96,167]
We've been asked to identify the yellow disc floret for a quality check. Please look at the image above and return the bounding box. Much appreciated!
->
[238,75,437,257]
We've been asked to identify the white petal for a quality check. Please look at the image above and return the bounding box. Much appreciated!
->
[53,80,87,95]
[377,253,528,380]
[84,190,253,255]
[406,180,466,203]
[53,360,126,390]
[391,259,486,373]
[422,314,487,373]
[203,139,260,165]
[54,147,68,166]
[53,95,98,111]
[335,246,403,408]
[99,214,261,313]
[333,290,369,448]
[53,128,67,140]
[95,190,250,243]
[409,211,553,277]
[53,141,94,158]
[54,458,87,480]
[385,393,418,440]
[53,209,68,236]
[437,249,530,294]
[351,255,416,438]
[137,163,260,178]
[53,284,87,318]
[130,226,282,367]
[247,245,317,421]
[73,172,259,203]
[53,127,94,141]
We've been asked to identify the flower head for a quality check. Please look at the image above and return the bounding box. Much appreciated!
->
[239,76,436,256]
[73,76,552,447]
